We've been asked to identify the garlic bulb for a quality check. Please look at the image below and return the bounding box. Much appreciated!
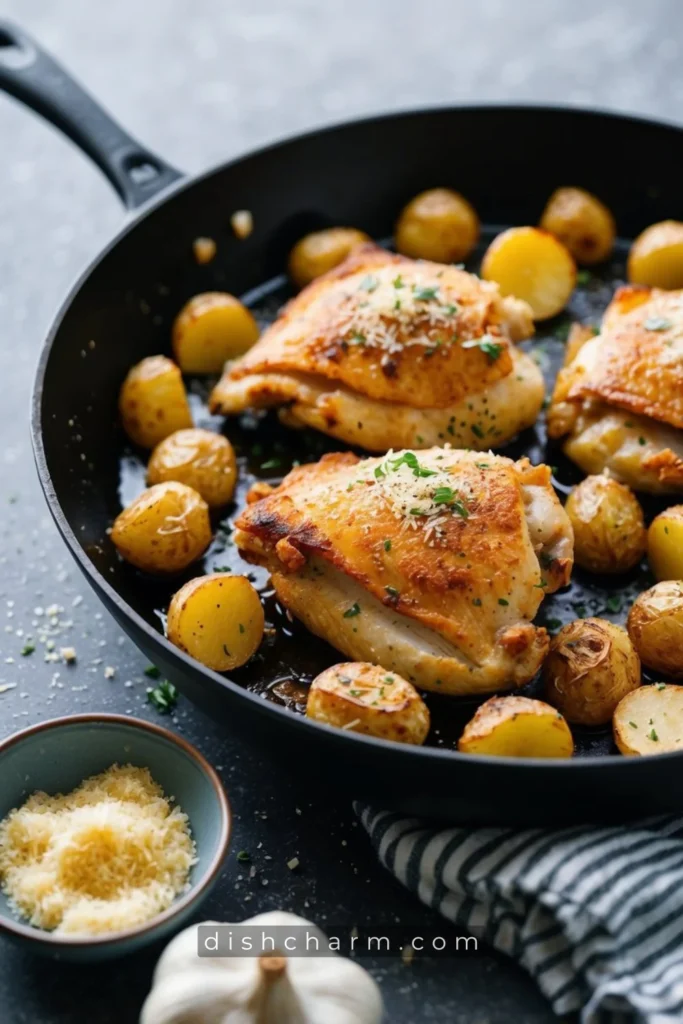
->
[140,910,383,1024]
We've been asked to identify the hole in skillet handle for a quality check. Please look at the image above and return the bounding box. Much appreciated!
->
[0,26,34,70]
[123,154,162,187]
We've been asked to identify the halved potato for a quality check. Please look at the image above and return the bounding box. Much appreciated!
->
[147,428,237,508]
[172,292,259,373]
[614,684,683,755]
[565,474,646,575]
[539,187,616,265]
[458,696,574,758]
[481,226,576,320]
[628,220,683,288]
[288,228,371,288]
[627,581,683,679]
[306,662,430,745]
[111,482,211,574]
[542,618,641,725]
[119,355,193,448]
[394,188,480,264]
[167,574,264,671]
[648,505,683,581]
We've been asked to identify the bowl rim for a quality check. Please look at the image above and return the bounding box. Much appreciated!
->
[0,712,231,948]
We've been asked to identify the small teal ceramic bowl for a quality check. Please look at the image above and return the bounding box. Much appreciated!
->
[0,713,231,961]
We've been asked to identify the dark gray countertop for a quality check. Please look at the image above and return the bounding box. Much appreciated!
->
[1,1,682,1020]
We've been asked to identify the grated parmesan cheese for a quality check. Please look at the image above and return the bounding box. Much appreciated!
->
[0,764,196,936]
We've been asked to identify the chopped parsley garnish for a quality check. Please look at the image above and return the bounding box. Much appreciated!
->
[629,721,638,729]
[461,336,504,361]
[443,303,459,315]
[648,728,659,742]
[605,595,622,614]
[343,603,361,618]
[498,598,509,606]
[644,316,672,331]
[384,539,392,551]
[472,598,482,607]
[385,586,400,600]
[433,486,455,504]
[20,643,35,657]
[392,274,404,289]
[376,450,437,479]
[471,424,485,439]
[350,331,367,345]
[656,683,667,691]
[553,320,572,342]
[147,679,178,714]
[547,618,563,631]
[359,274,379,292]
[261,458,282,470]
[638,437,647,446]
[576,269,592,286]
[412,285,439,301]
[533,579,548,589]
[236,850,251,863]
[144,665,161,679]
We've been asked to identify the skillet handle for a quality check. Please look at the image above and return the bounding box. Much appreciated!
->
[0,21,183,209]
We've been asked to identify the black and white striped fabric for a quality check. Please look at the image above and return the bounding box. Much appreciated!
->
[358,806,683,1023]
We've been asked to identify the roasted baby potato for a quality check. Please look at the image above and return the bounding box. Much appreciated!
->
[119,355,192,449]
[614,684,683,755]
[167,573,264,671]
[481,226,576,320]
[628,220,683,288]
[172,292,259,373]
[542,618,641,726]
[394,187,480,264]
[627,581,683,679]
[147,428,237,508]
[647,505,683,581]
[306,662,430,745]
[111,482,211,574]
[565,474,647,574]
[458,696,574,758]
[539,187,616,265]
[288,227,371,288]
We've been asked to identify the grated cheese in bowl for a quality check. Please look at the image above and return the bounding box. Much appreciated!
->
[0,764,196,936]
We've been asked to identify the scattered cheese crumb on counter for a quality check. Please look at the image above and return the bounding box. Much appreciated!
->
[0,764,196,936]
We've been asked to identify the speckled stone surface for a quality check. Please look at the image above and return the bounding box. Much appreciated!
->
[1,1,682,1021]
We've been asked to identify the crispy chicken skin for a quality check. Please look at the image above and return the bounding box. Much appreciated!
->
[234,448,573,695]
[548,286,683,492]
[211,244,542,452]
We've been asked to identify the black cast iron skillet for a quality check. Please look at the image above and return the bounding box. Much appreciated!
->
[2,21,682,825]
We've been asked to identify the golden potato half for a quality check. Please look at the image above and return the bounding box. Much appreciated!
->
[481,226,576,320]
[543,618,640,726]
[565,474,646,575]
[148,428,237,508]
[614,684,683,755]
[628,220,683,289]
[540,187,616,265]
[458,696,574,758]
[627,581,683,679]
[394,188,480,264]
[172,292,259,373]
[648,505,683,582]
[167,574,264,672]
[306,662,430,745]
[119,355,192,449]
[288,228,371,288]
[111,482,211,574]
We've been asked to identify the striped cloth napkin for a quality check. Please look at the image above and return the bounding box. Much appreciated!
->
[357,806,683,1023]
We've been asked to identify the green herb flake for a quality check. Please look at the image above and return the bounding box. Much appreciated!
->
[143,665,161,679]
[385,586,400,600]
[638,437,647,447]
[147,680,178,714]
[629,721,638,729]
[359,274,379,292]
[471,424,485,439]
[649,728,659,742]
[605,595,622,614]
[433,486,455,505]
[498,598,509,606]
[461,336,504,361]
[472,598,482,607]
[412,285,439,301]
[384,539,392,552]
[576,269,592,286]
[343,603,361,619]
[20,643,35,657]
[236,850,251,863]
[261,458,282,470]
[392,275,404,289]
[657,683,667,691]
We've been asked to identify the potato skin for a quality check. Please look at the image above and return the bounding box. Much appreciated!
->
[648,505,683,582]
[119,355,192,448]
[147,428,237,508]
[627,581,683,679]
[172,292,259,373]
[565,474,646,574]
[614,683,683,755]
[111,482,211,574]
[542,618,641,726]
[288,228,371,288]
[306,662,430,745]
[481,226,576,320]
[458,695,574,758]
[167,574,264,671]
[540,187,616,265]
[394,188,480,264]
[628,220,683,288]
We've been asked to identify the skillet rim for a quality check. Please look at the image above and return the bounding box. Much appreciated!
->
[30,101,683,772]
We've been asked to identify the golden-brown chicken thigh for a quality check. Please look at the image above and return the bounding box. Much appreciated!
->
[211,245,543,452]
[548,286,683,493]
[234,447,573,695]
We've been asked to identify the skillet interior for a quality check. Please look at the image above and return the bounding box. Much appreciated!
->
[34,107,683,822]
